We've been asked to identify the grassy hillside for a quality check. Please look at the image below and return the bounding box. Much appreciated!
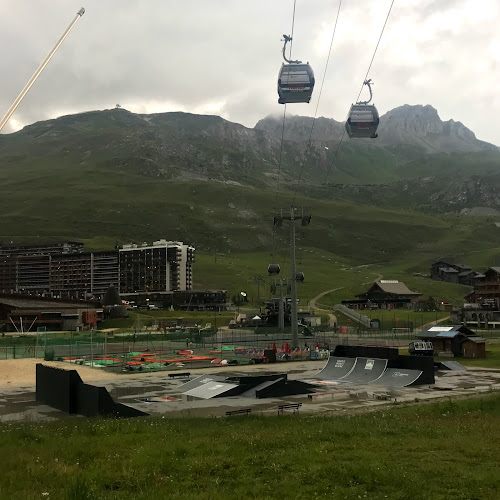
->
[1,109,499,306]
[0,160,495,306]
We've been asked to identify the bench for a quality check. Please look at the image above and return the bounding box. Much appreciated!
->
[225,408,252,416]
[168,372,191,379]
[277,403,302,415]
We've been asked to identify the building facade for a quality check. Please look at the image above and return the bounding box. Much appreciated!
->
[417,325,486,358]
[119,240,194,295]
[0,294,102,332]
[0,239,194,301]
[469,267,500,308]
[343,280,422,310]
[430,261,476,285]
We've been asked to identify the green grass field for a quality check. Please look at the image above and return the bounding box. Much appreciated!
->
[436,343,500,369]
[0,395,499,499]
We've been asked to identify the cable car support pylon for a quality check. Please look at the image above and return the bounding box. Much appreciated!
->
[273,206,311,348]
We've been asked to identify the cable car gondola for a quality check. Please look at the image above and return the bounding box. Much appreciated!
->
[268,263,281,276]
[277,35,315,105]
[345,79,379,139]
[295,272,305,282]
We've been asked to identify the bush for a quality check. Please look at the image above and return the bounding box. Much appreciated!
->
[44,349,55,361]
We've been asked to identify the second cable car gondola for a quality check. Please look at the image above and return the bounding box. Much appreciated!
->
[345,79,379,139]
[295,272,305,282]
[277,35,315,105]
[268,263,281,275]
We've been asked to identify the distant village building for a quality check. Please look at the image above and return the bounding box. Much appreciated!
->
[467,267,500,308]
[342,280,422,310]
[430,261,477,285]
[417,325,486,358]
[0,293,102,332]
[451,267,500,329]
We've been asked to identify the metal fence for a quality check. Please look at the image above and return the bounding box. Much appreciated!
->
[1,324,499,364]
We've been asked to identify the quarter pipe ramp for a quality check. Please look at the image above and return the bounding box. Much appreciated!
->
[317,356,356,380]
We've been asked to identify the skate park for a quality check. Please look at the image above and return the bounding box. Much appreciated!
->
[2,343,500,422]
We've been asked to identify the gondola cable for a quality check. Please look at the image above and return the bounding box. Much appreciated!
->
[269,0,297,277]
[322,0,396,186]
[291,0,343,206]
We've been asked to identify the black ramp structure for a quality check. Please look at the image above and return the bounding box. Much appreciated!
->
[333,345,398,360]
[36,364,147,418]
[342,358,387,384]
[256,379,316,399]
[387,355,435,385]
[240,378,286,398]
[36,363,82,413]
[183,381,240,399]
[438,361,466,371]
[178,375,226,393]
[317,356,356,380]
[371,368,423,388]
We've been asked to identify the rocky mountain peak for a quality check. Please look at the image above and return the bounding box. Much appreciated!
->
[255,114,344,142]
[377,104,495,153]
[381,104,442,133]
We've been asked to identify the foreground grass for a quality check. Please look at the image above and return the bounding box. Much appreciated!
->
[0,396,499,499]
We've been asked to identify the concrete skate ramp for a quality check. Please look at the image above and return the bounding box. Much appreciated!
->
[438,361,466,371]
[371,368,423,388]
[240,378,285,398]
[184,381,239,399]
[318,356,356,380]
[178,375,226,393]
[342,358,387,384]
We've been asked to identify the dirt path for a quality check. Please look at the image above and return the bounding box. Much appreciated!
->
[309,287,344,326]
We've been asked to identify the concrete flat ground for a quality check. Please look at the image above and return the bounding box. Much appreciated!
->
[1,358,500,421]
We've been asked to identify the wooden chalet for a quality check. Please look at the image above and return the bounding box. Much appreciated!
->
[343,280,422,310]
[417,325,486,358]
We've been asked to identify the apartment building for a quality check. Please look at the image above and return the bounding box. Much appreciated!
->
[0,241,83,257]
[119,240,194,295]
[0,239,194,300]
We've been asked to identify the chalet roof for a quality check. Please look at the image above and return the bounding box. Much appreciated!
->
[374,280,421,296]
[439,267,459,273]
[458,270,475,276]
[417,325,477,339]
[487,267,500,274]
[460,336,486,344]
[432,260,453,267]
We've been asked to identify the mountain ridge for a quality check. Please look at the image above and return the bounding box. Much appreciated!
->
[256,104,498,153]
[1,104,499,213]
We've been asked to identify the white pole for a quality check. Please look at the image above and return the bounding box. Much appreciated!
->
[0,8,85,132]
[9,317,20,333]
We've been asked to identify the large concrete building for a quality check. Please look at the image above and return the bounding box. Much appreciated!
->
[0,239,194,301]
[119,240,194,296]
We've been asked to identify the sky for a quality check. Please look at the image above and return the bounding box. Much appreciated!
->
[0,0,499,145]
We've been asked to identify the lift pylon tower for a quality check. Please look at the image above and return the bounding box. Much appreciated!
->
[271,278,289,332]
[273,207,311,347]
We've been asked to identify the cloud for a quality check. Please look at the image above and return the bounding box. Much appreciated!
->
[0,0,498,145]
